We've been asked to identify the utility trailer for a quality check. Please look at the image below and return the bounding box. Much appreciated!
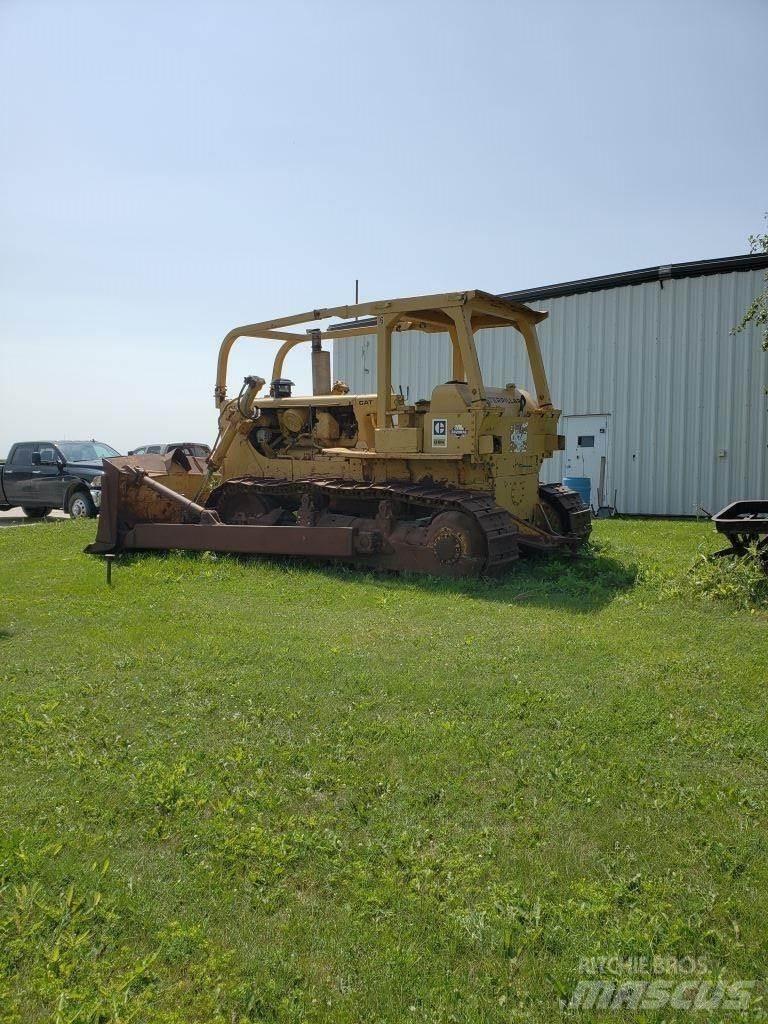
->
[712,500,768,562]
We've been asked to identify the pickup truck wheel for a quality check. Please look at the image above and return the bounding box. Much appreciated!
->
[22,506,51,519]
[68,491,95,519]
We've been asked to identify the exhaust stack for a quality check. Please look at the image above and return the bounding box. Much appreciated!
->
[309,329,331,395]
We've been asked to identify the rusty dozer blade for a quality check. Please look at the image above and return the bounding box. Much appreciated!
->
[86,451,211,554]
[86,455,358,561]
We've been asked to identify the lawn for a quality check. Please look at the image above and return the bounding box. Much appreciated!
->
[0,518,766,1023]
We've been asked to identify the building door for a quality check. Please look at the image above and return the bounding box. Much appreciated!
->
[563,414,610,508]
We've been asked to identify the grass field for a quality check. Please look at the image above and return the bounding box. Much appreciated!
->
[0,518,766,1022]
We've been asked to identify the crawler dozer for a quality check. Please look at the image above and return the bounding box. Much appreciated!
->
[89,290,590,576]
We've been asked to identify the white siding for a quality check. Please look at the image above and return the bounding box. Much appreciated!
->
[333,268,767,516]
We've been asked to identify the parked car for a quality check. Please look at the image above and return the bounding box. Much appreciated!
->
[0,440,120,518]
[128,442,211,458]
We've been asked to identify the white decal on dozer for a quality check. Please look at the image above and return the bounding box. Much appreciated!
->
[432,418,447,448]
[510,423,528,452]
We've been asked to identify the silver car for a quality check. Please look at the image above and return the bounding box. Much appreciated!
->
[128,442,211,458]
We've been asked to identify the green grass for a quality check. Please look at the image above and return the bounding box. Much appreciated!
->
[0,518,766,1022]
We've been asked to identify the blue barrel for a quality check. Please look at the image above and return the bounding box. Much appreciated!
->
[563,476,592,509]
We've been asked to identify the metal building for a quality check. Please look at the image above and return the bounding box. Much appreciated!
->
[332,254,768,516]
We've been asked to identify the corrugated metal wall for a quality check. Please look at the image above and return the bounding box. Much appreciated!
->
[333,269,767,515]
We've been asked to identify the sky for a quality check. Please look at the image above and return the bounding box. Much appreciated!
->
[1,0,766,458]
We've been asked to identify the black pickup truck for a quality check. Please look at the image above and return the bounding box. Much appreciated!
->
[0,440,120,518]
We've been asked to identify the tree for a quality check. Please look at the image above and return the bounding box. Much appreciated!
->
[732,213,768,351]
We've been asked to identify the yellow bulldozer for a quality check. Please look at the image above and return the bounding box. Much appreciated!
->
[89,290,590,576]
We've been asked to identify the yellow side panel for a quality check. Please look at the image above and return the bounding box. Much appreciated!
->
[374,427,422,453]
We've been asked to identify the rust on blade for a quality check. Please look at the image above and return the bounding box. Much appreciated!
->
[86,453,210,554]
[123,523,355,557]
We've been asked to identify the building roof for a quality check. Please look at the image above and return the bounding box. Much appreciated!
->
[329,253,768,331]
[500,252,768,303]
